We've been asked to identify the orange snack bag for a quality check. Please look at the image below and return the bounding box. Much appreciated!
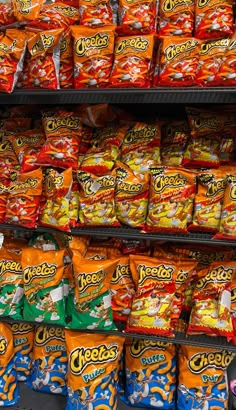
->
[80,145,120,176]
[188,261,236,339]
[126,255,177,336]
[215,175,236,240]
[80,0,114,26]
[75,103,116,128]
[0,29,27,94]
[27,2,80,30]
[10,323,34,382]
[0,3,17,28]
[161,119,190,166]
[71,25,115,88]
[196,38,229,86]
[110,35,154,88]
[42,109,82,139]
[27,29,63,89]
[66,235,90,257]
[12,129,45,172]
[195,0,233,39]
[0,138,20,181]
[60,29,74,89]
[85,244,109,259]
[146,166,196,233]
[216,35,236,86]
[115,162,149,228]
[158,0,194,36]
[12,0,44,22]
[0,323,18,406]
[5,168,43,228]
[93,124,128,149]
[117,0,158,35]
[77,170,119,226]
[154,37,199,87]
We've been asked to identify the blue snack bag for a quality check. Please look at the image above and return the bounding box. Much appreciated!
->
[10,322,34,382]
[0,322,18,406]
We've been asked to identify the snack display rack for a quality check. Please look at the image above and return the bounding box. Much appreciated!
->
[0,87,236,410]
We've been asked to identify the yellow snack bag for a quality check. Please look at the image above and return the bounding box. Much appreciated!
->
[0,322,18,406]
[65,330,124,409]
[10,322,34,382]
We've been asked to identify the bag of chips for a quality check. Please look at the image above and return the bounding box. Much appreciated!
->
[12,129,45,172]
[70,251,118,330]
[75,103,117,128]
[77,170,119,226]
[110,35,154,87]
[178,345,233,409]
[117,0,158,35]
[197,38,229,86]
[126,255,177,336]
[10,323,34,382]
[22,247,66,326]
[80,146,120,176]
[154,37,199,86]
[27,2,80,30]
[188,261,236,339]
[125,339,176,408]
[215,175,236,240]
[27,29,63,89]
[115,162,149,228]
[161,119,190,166]
[12,0,44,22]
[146,166,196,233]
[158,0,194,36]
[60,29,74,89]
[30,325,67,395]
[0,3,17,29]
[0,322,18,406]
[195,0,234,39]
[0,180,8,223]
[80,0,114,26]
[0,139,19,181]
[65,331,124,410]
[0,29,26,93]
[215,35,236,86]
[71,25,115,88]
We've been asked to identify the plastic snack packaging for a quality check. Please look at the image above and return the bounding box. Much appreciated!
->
[70,250,118,330]
[231,276,236,344]
[161,119,190,166]
[80,145,120,176]
[85,244,109,259]
[214,175,236,240]
[115,162,149,228]
[66,235,90,257]
[65,330,124,410]
[125,339,176,409]
[178,345,234,409]
[158,0,194,36]
[188,260,236,339]
[69,180,80,229]
[77,170,119,226]
[108,247,135,322]
[121,122,161,172]
[0,138,19,181]
[27,2,80,31]
[79,0,114,26]
[5,168,43,229]
[12,0,44,22]
[75,103,117,128]
[12,129,45,172]
[0,3,17,29]
[22,247,66,326]
[93,124,128,150]
[110,35,155,88]
[30,325,67,395]
[0,180,8,223]
[0,322,18,406]
[71,25,115,88]
[117,0,158,35]
[194,0,233,39]
[0,29,27,93]
[146,166,196,233]
[60,29,74,89]
[154,37,199,87]
[196,38,229,86]
[0,246,24,319]
[10,323,34,382]
[216,35,236,86]
[126,255,177,336]
[27,29,63,89]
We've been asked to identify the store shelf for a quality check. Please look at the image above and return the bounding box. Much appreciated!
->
[1,88,236,104]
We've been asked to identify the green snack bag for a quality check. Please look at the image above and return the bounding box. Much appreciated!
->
[22,248,66,326]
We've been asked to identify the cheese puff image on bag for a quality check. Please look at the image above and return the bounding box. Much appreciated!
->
[125,339,176,409]
[216,35,236,86]
[30,325,67,395]
[22,248,66,326]
[197,38,229,86]
[188,261,236,339]
[71,26,115,88]
[65,331,124,410]
[0,323,18,406]
[27,3,80,31]
[126,255,177,336]
[70,251,118,330]
[77,170,119,226]
[110,35,154,88]
[12,129,45,172]
[158,0,194,36]
[10,323,34,382]
[146,166,196,233]
[12,0,44,22]
[79,0,114,26]
[215,175,236,240]
[178,345,234,410]
[154,37,199,87]
[194,0,233,39]
[117,0,158,35]
[161,119,190,166]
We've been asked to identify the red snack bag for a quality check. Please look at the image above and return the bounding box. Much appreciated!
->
[196,38,229,86]
[27,2,80,31]
[216,35,236,86]
[126,255,177,336]
[195,0,233,39]
[0,138,20,181]
[27,29,63,89]
[0,118,32,132]
[0,29,26,94]
[80,0,114,26]
[71,25,115,88]
[80,146,119,176]
[0,3,17,28]
[69,180,80,228]
[75,103,117,127]
[214,174,236,240]
[154,37,199,87]
[161,119,190,166]
[12,129,45,172]
[188,261,236,339]
[16,49,31,89]
[117,0,157,36]
[60,29,73,89]
[93,124,128,149]
[0,179,9,223]
[158,0,194,36]
[12,0,44,22]
[231,276,236,344]
[5,168,43,228]
[110,35,154,88]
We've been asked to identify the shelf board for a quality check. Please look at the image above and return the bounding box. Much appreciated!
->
[1,88,236,104]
